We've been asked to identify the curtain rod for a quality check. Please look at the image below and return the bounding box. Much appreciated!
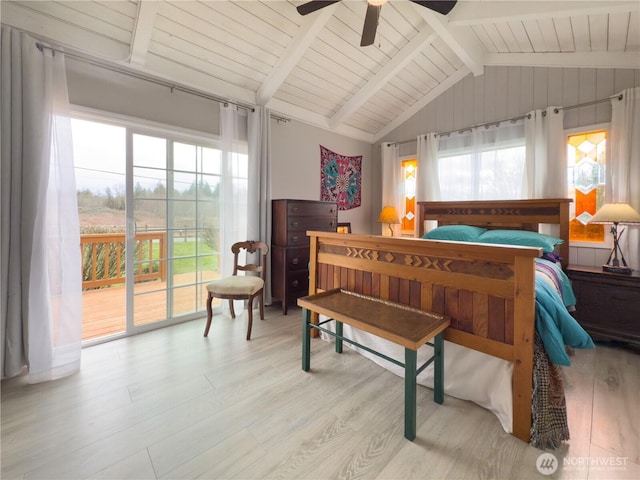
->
[394,94,623,146]
[36,42,291,123]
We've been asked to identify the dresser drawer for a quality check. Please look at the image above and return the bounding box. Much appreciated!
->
[288,201,337,217]
[285,246,310,271]
[287,270,310,294]
[286,216,337,235]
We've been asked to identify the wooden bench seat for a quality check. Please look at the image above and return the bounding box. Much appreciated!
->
[297,288,451,441]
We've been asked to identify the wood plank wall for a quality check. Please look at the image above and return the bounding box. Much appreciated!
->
[383,66,640,155]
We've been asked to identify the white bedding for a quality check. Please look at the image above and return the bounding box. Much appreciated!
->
[319,317,514,433]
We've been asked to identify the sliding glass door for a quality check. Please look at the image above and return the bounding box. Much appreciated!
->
[130,134,221,328]
[73,112,240,342]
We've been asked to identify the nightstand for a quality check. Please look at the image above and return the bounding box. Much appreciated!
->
[566,265,640,348]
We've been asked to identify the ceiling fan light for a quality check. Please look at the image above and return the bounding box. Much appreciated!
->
[368,0,388,6]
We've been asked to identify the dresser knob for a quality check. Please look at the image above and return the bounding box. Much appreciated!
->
[292,207,299,213]
[292,235,299,242]
[292,221,299,228]
[292,258,299,265]
[292,280,299,287]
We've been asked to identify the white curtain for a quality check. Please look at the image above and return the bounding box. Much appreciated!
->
[609,87,640,271]
[380,142,402,236]
[1,27,82,382]
[247,106,272,303]
[437,121,526,201]
[524,107,565,198]
[415,133,440,236]
[219,103,249,314]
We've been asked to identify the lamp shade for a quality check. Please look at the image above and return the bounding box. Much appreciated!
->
[589,203,640,224]
[378,206,400,224]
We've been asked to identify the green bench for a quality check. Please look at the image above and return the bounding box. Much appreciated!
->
[298,289,451,441]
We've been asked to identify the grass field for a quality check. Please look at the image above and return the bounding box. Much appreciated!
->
[149,240,218,275]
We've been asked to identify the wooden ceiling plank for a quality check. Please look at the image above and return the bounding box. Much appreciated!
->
[494,22,520,54]
[149,41,263,91]
[257,4,337,105]
[471,25,498,54]
[130,0,160,66]
[537,18,561,52]
[607,12,630,52]
[1,1,130,60]
[553,17,576,52]
[329,28,438,129]
[507,21,534,53]
[413,5,484,76]
[151,23,272,79]
[450,1,639,26]
[374,68,470,141]
[627,11,640,51]
[589,14,610,51]
[571,15,592,51]
[482,22,510,53]
[521,20,547,52]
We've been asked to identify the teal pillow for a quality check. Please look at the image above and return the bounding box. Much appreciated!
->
[421,225,487,242]
[478,229,563,253]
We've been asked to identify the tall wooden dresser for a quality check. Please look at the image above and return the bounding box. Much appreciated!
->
[272,199,338,314]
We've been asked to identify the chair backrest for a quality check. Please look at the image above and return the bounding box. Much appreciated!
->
[231,241,269,280]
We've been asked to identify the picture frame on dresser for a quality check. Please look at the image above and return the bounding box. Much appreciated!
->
[337,223,351,234]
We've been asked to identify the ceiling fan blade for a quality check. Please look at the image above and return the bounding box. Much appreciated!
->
[409,1,457,16]
[296,0,342,16]
[360,4,380,47]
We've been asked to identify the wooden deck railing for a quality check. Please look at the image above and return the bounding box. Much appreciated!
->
[81,232,167,290]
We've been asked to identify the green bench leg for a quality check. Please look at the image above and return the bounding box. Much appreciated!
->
[302,308,311,372]
[404,348,417,441]
[335,321,343,353]
[434,332,444,404]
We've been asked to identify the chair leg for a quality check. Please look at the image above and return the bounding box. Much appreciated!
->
[259,292,265,320]
[246,301,253,341]
[229,299,236,318]
[204,293,213,337]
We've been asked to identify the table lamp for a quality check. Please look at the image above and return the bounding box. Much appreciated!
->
[378,206,400,236]
[589,202,640,274]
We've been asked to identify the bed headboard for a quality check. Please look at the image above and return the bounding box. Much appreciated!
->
[417,199,572,269]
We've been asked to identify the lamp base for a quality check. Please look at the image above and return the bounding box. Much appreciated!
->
[602,264,633,275]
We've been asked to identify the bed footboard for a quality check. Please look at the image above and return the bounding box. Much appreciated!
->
[306,231,541,442]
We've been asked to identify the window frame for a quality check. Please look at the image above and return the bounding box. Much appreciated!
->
[565,122,612,250]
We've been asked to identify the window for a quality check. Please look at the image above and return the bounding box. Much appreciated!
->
[567,128,607,244]
[401,158,417,233]
[437,122,526,201]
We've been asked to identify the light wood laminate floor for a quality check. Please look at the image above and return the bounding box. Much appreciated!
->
[2,305,639,480]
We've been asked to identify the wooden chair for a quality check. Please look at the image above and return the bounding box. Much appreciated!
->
[204,240,269,340]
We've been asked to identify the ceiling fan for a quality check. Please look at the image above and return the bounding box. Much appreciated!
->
[296,0,457,47]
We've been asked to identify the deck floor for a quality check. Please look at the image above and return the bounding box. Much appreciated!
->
[82,273,218,341]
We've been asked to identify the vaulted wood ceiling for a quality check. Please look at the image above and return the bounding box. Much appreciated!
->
[3,0,639,142]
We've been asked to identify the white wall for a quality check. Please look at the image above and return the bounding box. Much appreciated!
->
[374,66,640,267]
[65,58,374,235]
[270,119,373,234]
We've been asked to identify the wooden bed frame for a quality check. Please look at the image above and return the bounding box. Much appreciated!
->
[306,198,572,442]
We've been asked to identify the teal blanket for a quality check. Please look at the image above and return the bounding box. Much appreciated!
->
[534,266,595,366]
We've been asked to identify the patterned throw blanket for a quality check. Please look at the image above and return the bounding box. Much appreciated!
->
[530,333,570,449]
[530,259,575,449]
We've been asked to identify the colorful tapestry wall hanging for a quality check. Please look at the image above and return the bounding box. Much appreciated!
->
[320,145,362,211]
